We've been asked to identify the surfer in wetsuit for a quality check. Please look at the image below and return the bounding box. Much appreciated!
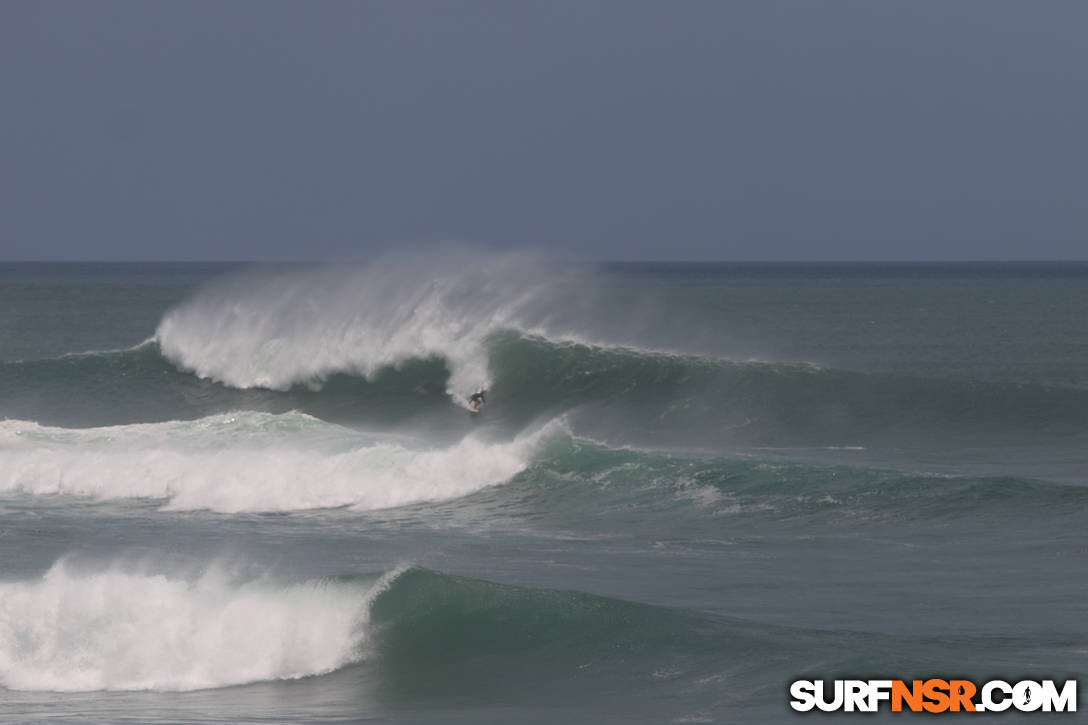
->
[468,390,486,410]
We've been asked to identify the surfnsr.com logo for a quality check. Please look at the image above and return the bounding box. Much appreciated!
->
[790,679,1077,713]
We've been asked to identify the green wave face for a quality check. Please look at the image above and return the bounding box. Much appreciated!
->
[364,567,811,710]
[0,343,455,430]
[357,567,1062,713]
[483,331,1088,449]
[468,434,1088,537]
[10,332,1088,456]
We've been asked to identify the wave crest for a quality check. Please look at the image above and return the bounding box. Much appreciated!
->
[154,252,578,403]
[0,559,404,692]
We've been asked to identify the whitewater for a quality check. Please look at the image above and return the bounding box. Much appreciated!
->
[0,413,556,513]
[154,252,598,402]
[1,258,1086,724]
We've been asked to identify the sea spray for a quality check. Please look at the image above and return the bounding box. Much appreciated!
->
[154,251,585,404]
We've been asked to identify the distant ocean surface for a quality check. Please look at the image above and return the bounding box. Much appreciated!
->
[1,258,1085,724]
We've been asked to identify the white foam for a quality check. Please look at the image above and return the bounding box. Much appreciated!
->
[0,559,403,692]
[154,250,576,404]
[0,413,558,513]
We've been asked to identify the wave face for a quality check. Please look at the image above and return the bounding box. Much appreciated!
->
[498,435,1088,529]
[363,567,783,708]
[483,332,1088,452]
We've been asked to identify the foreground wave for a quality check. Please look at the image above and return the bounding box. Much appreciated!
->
[0,559,398,692]
[4,559,1066,718]
[0,560,826,698]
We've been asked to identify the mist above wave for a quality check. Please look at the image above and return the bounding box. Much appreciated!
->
[155,251,588,403]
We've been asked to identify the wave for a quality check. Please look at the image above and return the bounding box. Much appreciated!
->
[0,341,464,432]
[5,405,1079,528]
[0,560,791,700]
[480,333,1088,462]
[6,255,1085,465]
[362,567,768,707]
[0,558,400,692]
[4,561,1062,710]
[9,330,1088,458]
[493,436,1088,528]
[153,252,589,404]
[0,412,559,513]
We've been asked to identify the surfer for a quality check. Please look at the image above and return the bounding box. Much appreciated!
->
[468,390,486,411]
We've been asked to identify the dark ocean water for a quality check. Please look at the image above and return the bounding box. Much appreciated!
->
[1,258,1085,723]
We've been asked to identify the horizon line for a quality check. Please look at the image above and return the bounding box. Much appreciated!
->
[3,259,1088,266]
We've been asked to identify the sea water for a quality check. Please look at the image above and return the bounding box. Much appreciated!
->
[1,257,1085,723]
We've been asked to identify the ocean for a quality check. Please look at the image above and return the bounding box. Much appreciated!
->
[1,256,1085,723]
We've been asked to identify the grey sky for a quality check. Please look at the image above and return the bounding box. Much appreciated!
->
[2,1,1086,261]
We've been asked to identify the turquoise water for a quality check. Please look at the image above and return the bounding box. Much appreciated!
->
[0,259,1085,723]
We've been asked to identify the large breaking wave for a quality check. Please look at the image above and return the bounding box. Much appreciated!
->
[3,561,1063,703]
[2,254,1081,460]
[0,559,838,696]
[7,331,1088,451]
[154,252,590,404]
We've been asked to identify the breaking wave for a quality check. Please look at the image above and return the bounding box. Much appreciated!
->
[0,412,559,513]
[154,252,587,404]
[0,561,804,699]
[0,559,402,692]
[3,561,1054,707]
[7,331,1088,459]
